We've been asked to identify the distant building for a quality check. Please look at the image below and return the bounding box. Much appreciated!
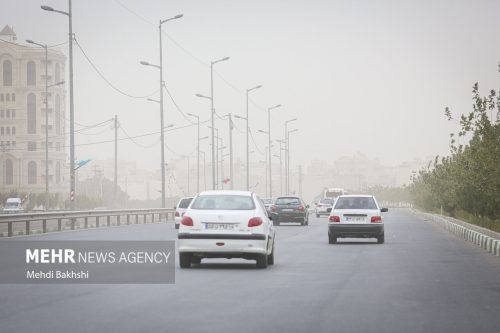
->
[0,25,68,193]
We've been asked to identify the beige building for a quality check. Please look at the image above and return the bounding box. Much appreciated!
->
[0,25,68,193]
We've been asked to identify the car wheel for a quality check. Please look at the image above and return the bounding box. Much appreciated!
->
[316,214,320,218]
[267,246,274,265]
[256,254,268,268]
[179,253,192,268]
[328,233,337,244]
[377,234,385,244]
[273,220,280,226]
[191,257,201,265]
[175,224,179,230]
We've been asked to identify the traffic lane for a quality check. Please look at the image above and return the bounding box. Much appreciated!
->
[0,210,499,333]
[0,218,314,322]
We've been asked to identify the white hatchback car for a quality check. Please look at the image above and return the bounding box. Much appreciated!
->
[328,195,388,244]
[174,197,194,229]
[178,190,276,268]
[315,198,335,218]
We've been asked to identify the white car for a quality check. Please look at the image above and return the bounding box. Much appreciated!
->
[174,197,194,229]
[328,195,388,244]
[3,198,24,213]
[178,190,276,268]
[315,198,335,217]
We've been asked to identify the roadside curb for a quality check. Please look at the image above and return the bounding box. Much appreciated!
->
[411,209,500,257]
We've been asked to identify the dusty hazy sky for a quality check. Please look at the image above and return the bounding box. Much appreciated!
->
[3,0,500,171]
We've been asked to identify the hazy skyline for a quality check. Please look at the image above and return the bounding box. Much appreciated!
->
[3,0,500,172]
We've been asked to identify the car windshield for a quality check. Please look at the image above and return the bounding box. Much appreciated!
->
[5,202,20,208]
[275,197,301,205]
[178,198,193,209]
[319,199,334,205]
[191,195,255,210]
[334,197,377,210]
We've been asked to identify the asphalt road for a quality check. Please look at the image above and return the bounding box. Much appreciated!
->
[0,209,499,333]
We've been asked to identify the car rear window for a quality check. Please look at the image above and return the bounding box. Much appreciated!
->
[334,197,377,210]
[275,197,301,205]
[178,198,193,209]
[191,195,255,210]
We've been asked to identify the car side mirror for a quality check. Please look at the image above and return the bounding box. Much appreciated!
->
[326,208,332,213]
[381,208,388,212]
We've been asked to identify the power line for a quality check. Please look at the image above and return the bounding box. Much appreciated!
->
[74,38,159,99]
[249,128,265,155]
[163,84,196,124]
[119,125,160,148]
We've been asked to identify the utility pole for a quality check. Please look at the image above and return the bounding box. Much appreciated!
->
[287,128,298,195]
[196,117,199,193]
[264,147,268,197]
[187,112,200,194]
[187,156,190,195]
[284,118,297,194]
[298,165,303,197]
[228,113,234,190]
[209,57,230,190]
[41,0,75,209]
[267,104,281,198]
[26,39,64,210]
[244,85,262,191]
[215,129,219,189]
[201,150,207,191]
[277,139,284,196]
[114,115,118,196]
[219,137,225,189]
[139,14,182,209]
[43,45,48,210]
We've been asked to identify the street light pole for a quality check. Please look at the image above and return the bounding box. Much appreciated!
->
[187,113,200,193]
[26,39,65,210]
[267,104,281,198]
[41,1,75,209]
[209,57,230,190]
[228,113,234,190]
[276,139,285,196]
[245,85,262,191]
[287,128,298,194]
[141,14,182,208]
[158,20,166,208]
[284,118,297,194]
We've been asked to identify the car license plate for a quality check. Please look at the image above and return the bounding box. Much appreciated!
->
[205,223,235,230]
[345,217,365,222]
[282,209,293,212]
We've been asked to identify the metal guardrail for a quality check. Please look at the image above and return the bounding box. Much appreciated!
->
[0,208,175,237]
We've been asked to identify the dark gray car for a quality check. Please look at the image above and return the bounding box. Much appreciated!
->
[270,196,309,226]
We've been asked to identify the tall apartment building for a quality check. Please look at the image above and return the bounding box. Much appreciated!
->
[0,25,68,193]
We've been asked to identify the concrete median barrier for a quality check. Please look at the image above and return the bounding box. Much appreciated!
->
[412,209,500,257]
